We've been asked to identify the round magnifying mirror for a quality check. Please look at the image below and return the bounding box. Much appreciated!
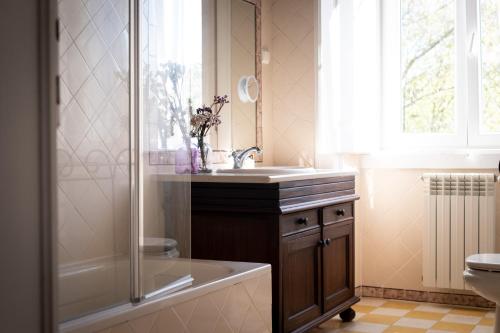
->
[237,75,259,103]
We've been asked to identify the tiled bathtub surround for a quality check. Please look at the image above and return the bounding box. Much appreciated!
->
[57,0,131,320]
[61,262,272,333]
[97,273,271,333]
[312,297,496,333]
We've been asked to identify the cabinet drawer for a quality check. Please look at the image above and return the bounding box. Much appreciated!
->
[281,209,319,236]
[323,202,353,225]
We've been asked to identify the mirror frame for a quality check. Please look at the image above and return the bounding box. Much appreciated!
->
[247,0,263,162]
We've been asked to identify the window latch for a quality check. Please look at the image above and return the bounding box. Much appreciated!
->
[469,32,476,56]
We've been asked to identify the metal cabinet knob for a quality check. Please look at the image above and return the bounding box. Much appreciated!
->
[318,239,331,247]
[296,217,309,225]
[336,209,346,216]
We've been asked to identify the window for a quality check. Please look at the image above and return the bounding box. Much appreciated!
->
[383,0,500,148]
[401,0,455,134]
[479,0,500,134]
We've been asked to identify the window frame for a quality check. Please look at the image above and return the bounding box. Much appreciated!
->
[382,0,500,149]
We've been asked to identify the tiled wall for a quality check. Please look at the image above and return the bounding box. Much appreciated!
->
[269,0,316,167]
[261,0,275,165]
[96,270,272,333]
[357,168,500,292]
[57,0,130,317]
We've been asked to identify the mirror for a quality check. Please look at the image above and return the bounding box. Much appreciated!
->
[229,0,258,150]
[212,0,262,157]
[145,0,262,164]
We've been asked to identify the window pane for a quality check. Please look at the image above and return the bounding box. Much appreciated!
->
[480,0,500,133]
[401,0,455,133]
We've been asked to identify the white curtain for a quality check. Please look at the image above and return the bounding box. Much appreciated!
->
[145,0,203,150]
[316,0,382,168]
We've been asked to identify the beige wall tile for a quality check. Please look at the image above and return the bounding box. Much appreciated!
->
[261,0,275,165]
[96,271,272,333]
[128,312,157,333]
[213,318,233,333]
[269,0,316,167]
[150,308,186,333]
[221,284,252,331]
[185,296,220,333]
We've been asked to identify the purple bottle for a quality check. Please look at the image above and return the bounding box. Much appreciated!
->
[190,147,200,174]
[174,147,197,174]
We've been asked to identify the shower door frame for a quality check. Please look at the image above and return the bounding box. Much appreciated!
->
[130,0,143,304]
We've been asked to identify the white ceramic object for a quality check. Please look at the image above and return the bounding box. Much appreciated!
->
[464,253,500,333]
[262,47,271,64]
[237,75,259,103]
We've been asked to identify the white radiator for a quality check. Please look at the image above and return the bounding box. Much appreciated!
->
[422,173,496,290]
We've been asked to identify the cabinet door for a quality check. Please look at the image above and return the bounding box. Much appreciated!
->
[323,221,354,312]
[283,232,322,332]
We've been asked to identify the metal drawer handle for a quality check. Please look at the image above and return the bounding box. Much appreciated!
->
[318,239,331,247]
[336,209,346,216]
[296,217,309,225]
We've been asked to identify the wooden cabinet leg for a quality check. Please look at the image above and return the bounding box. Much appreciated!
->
[339,307,356,322]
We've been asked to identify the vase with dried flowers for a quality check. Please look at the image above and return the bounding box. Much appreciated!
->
[190,95,229,173]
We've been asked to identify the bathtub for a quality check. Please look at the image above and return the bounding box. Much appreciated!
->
[59,258,271,333]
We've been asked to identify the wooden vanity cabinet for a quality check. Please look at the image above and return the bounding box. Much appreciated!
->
[191,175,359,333]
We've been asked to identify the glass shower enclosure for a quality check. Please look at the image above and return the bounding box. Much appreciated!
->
[56,0,199,322]
[138,0,201,298]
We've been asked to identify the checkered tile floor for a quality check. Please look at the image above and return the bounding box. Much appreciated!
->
[311,297,496,333]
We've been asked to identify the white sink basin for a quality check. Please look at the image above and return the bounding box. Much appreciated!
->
[216,167,316,175]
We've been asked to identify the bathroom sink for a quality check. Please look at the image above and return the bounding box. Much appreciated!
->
[181,167,356,184]
[216,167,316,175]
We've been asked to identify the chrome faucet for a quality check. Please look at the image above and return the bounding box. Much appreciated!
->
[231,146,262,169]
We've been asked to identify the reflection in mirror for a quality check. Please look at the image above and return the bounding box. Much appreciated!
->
[214,0,260,152]
[230,0,257,150]
[146,1,202,153]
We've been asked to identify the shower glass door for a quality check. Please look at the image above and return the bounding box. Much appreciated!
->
[57,0,131,321]
[56,0,197,322]
[138,0,200,297]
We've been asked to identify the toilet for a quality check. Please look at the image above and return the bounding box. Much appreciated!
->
[464,253,500,333]
[143,237,180,258]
